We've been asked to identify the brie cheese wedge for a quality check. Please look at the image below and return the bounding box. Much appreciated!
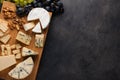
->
[8,57,34,79]
[32,22,42,33]
[23,22,35,31]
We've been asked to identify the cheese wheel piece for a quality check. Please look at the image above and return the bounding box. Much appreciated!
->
[32,22,42,33]
[8,57,34,79]
[0,55,16,71]
[23,22,35,31]
[27,8,50,29]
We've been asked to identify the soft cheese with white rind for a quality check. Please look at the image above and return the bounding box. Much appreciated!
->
[32,22,42,33]
[23,22,35,31]
[22,47,38,57]
[27,8,50,29]
[8,57,34,79]
[0,55,16,71]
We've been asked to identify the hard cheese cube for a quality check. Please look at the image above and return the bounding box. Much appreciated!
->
[16,31,32,45]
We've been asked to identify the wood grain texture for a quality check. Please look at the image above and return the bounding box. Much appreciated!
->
[0,1,52,80]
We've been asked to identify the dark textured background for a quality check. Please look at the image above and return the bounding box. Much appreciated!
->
[37,0,120,80]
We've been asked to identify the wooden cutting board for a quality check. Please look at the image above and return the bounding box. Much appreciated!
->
[0,1,52,80]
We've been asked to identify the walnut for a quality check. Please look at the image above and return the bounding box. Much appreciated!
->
[2,7,16,19]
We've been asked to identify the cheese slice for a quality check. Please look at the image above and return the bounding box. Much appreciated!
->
[0,55,16,71]
[23,22,35,31]
[35,34,45,48]
[27,8,50,29]
[8,57,34,79]
[0,19,8,32]
[32,22,42,33]
[16,31,32,45]
[0,34,11,44]
[22,47,38,57]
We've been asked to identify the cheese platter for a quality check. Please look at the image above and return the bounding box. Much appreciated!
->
[0,0,64,80]
[0,1,51,80]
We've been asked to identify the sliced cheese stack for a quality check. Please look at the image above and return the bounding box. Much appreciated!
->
[27,8,51,33]
[8,57,34,79]
[0,19,8,32]
[0,55,16,71]
[22,47,38,57]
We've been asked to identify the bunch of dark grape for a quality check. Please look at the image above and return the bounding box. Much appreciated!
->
[15,0,64,17]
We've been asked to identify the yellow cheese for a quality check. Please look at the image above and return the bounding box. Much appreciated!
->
[0,55,16,71]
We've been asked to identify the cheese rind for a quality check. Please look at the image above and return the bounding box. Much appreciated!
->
[35,34,45,48]
[22,47,38,57]
[16,31,32,45]
[8,57,34,79]
[0,55,16,71]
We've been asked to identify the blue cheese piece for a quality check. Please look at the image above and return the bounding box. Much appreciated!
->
[16,31,32,45]
[22,47,38,57]
[8,57,34,79]
[35,34,45,48]
[23,22,35,31]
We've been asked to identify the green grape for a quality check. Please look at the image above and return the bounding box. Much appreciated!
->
[23,0,27,6]
[13,0,19,4]
[19,0,24,6]
[27,0,33,4]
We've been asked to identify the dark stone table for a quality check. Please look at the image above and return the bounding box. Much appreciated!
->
[37,0,120,80]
